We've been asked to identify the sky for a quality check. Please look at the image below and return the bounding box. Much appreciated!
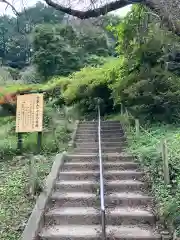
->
[0,0,132,16]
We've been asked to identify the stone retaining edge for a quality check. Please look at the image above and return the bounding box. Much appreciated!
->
[68,120,79,148]
[21,152,67,240]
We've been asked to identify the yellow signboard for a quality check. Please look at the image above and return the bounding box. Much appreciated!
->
[16,93,44,133]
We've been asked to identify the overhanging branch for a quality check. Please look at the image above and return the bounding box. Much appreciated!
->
[44,0,180,36]
[44,0,142,19]
[0,0,19,15]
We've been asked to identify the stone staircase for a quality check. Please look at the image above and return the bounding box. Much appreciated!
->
[38,120,161,240]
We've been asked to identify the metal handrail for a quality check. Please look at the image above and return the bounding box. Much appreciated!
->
[97,103,106,240]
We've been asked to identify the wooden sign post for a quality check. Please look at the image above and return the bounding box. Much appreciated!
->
[16,93,44,153]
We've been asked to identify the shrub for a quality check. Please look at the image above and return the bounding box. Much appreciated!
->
[63,59,120,115]
[7,67,20,80]
[20,66,41,84]
[0,67,13,85]
[127,124,180,236]
[114,65,180,123]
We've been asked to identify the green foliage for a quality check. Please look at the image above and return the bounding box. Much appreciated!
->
[20,66,41,84]
[0,2,117,77]
[109,4,180,123]
[32,24,82,80]
[126,123,180,235]
[0,2,65,69]
[63,59,120,115]
[0,105,72,157]
[54,5,180,122]
[0,67,13,85]
[32,20,116,80]
[0,104,74,239]
[83,55,108,67]
[7,67,20,80]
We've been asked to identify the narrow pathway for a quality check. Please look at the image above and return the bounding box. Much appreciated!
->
[37,121,160,239]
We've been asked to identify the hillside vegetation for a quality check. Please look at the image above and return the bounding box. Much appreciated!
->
[1,2,180,239]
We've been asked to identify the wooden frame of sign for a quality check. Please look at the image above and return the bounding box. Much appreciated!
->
[16,91,44,153]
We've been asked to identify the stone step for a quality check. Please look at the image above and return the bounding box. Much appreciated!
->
[58,170,143,181]
[76,142,126,148]
[63,161,138,171]
[65,154,134,162]
[55,180,98,192]
[75,136,97,141]
[101,137,126,142]
[63,162,98,171]
[39,225,100,240]
[45,207,155,226]
[76,128,97,131]
[74,141,97,144]
[58,170,99,181]
[76,133,97,137]
[74,146,126,151]
[73,148,98,154]
[105,225,161,240]
[102,129,124,132]
[50,191,152,209]
[39,225,161,240]
[78,123,123,130]
[103,147,126,153]
[106,207,155,225]
[105,192,153,207]
[101,143,126,148]
[73,147,126,154]
[75,138,126,144]
[75,143,98,148]
[66,154,98,162]
[45,207,100,225]
[76,133,124,137]
[54,179,145,193]
[105,153,135,161]
[105,180,145,192]
[77,129,124,134]
[79,120,121,124]
[104,170,143,180]
[78,126,123,131]
[50,192,97,208]
[76,130,97,134]
[101,134,125,138]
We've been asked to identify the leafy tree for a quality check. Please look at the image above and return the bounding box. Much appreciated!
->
[0,2,117,74]
[32,20,116,80]
[110,5,180,122]
[33,24,81,80]
[0,2,65,69]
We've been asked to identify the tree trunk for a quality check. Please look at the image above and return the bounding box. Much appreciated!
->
[145,0,180,35]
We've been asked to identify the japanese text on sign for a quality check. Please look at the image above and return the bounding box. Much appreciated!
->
[16,93,44,133]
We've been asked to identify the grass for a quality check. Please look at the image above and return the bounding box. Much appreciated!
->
[125,122,180,236]
[0,156,53,240]
[0,105,75,240]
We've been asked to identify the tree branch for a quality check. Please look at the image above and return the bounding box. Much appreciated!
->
[44,0,180,36]
[0,0,19,15]
[44,0,142,19]
[144,0,180,36]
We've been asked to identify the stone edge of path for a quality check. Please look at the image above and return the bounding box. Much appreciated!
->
[21,152,67,240]
[68,120,80,148]
[21,120,79,240]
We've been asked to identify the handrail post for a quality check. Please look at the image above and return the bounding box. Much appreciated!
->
[97,103,106,240]
[161,139,170,185]
[135,119,140,137]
